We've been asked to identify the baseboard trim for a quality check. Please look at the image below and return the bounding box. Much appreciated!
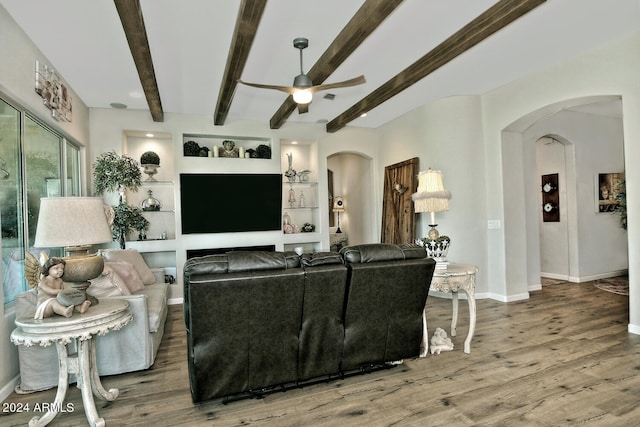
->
[541,269,628,283]
[628,324,640,335]
[168,297,184,305]
[0,374,20,403]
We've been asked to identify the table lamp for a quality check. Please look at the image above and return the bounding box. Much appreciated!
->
[412,169,452,266]
[34,197,113,297]
[333,196,345,234]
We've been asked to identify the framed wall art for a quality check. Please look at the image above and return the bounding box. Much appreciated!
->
[596,172,625,213]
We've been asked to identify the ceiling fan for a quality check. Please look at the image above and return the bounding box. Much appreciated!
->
[238,37,366,114]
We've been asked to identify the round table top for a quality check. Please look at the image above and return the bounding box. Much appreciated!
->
[11,298,132,347]
[433,262,478,277]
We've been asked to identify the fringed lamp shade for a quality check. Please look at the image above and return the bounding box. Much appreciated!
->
[412,169,451,240]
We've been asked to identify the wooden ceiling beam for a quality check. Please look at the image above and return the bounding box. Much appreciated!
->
[214,0,267,126]
[269,0,404,130]
[114,0,164,122]
[326,0,546,133]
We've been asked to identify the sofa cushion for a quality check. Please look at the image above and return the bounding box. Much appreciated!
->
[99,249,156,285]
[340,243,405,264]
[301,252,343,267]
[227,251,300,273]
[184,254,229,277]
[134,283,169,333]
[398,244,428,260]
[88,267,130,297]
[106,261,145,293]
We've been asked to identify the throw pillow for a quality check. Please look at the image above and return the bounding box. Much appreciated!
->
[105,261,145,293]
[99,249,156,285]
[88,267,131,297]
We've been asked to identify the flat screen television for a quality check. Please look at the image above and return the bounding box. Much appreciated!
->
[180,173,282,234]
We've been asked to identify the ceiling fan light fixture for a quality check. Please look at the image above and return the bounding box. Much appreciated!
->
[293,89,312,105]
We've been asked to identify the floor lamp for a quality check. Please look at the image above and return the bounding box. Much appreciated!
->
[333,196,345,234]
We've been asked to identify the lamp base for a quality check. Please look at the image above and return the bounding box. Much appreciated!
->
[427,224,440,240]
[62,248,103,306]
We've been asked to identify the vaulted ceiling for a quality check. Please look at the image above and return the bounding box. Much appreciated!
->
[2,0,638,132]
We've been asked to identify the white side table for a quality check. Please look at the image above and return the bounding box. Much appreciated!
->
[11,298,132,427]
[421,263,478,355]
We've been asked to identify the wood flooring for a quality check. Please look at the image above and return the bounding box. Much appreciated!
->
[2,278,640,426]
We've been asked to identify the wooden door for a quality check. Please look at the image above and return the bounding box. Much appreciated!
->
[381,157,419,244]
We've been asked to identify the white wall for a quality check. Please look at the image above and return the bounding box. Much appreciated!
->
[377,95,489,295]
[483,31,640,328]
[0,6,90,397]
[536,137,570,278]
[327,153,372,246]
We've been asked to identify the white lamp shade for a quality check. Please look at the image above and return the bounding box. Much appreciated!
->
[34,197,113,248]
[412,169,451,213]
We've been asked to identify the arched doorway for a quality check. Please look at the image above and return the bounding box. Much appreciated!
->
[327,152,374,246]
[501,95,627,294]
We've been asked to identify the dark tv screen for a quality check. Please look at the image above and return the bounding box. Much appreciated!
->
[180,173,282,234]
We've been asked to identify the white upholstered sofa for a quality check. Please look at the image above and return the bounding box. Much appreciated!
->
[13,249,169,393]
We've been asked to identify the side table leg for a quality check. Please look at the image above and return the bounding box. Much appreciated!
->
[420,308,428,357]
[78,338,105,427]
[88,336,119,401]
[463,289,476,354]
[451,291,459,337]
[29,341,69,427]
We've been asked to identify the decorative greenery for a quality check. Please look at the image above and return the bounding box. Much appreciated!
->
[111,203,149,249]
[417,235,451,246]
[614,180,627,230]
[256,144,272,159]
[93,151,142,195]
[183,140,201,156]
[140,151,160,165]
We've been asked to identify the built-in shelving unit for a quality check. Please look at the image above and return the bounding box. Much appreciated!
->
[122,131,177,281]
[281,141,322,252]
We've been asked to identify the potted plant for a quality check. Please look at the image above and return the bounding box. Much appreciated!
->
[93,151,142,202]
[140,151,160,181]
[111,203,149,249]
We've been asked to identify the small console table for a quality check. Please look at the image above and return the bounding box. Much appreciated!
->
[11,298,132,427]
[421,263,478,355]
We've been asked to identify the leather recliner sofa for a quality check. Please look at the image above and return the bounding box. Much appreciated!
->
[183,243,436,403]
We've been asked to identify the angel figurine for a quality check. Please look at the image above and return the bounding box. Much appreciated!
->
[25,252,91,319]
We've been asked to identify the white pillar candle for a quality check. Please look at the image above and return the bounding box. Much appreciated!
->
[239,147,245,158]
[245,152,250,159]
[213,145,219,157]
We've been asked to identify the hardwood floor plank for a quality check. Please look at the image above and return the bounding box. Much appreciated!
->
[2,279,639,426]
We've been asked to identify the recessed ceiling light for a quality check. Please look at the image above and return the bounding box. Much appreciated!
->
[146,133,154,138]
[291,140,298,145]
[110,102,127,109]
[360,113,367,117]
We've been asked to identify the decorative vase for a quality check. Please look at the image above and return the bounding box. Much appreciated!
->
[298,170,310,182]
[141,189,161,211]
[284,153,297,182]
[142,164,159,181]
[424,238,450,262]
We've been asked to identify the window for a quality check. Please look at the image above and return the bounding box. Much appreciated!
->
[1,96,82,304]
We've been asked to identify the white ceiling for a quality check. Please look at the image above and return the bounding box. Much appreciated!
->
[1,0,637,129]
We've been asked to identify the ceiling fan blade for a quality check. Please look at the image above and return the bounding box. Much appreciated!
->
[309,75,366,93]
[237,80,296,95]
[297,103,309,114]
